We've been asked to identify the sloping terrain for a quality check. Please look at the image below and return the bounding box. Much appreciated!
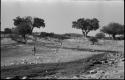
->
[1,38,124,79]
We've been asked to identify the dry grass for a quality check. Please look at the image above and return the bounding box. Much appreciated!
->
[1,38,124,79]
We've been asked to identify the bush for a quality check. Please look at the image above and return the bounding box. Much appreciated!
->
[116,35,124,40]
[95,32,105,39]
[10,34,26,44]
[89,37,98,45]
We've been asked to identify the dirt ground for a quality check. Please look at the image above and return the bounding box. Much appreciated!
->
[1,38,124,79]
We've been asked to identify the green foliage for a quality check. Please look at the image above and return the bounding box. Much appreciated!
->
[72,18,99,37]
[95,32,105,39]
[101,22,124,39]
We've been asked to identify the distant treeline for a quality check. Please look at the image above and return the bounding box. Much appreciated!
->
[1,30,124,40]
[39,32,85,39]
[38,32,67,39]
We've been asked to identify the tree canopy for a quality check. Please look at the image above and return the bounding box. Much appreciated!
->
[72,18,99,37]
[13,16,45,31]
[13,16,45,43]
[4,28,12,34]
[101,22,124,39]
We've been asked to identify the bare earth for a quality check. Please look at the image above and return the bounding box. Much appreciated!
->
[1,38,124,79]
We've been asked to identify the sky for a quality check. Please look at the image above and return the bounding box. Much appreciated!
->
[1,0,124,35]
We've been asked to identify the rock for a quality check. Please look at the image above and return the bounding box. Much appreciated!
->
[21,59,28,64]
[24,61,28,64]
[45,70,48,73]
[21,61,25,64]
[103,60,108,64]
[89,64,94,66]
[108,60,114,65]
[5,77,13,79]
[89,69,97,74]
[18,45,23,47]
[93,61,102,65]
[121,58,124,62]
[29,62,34,64]
[76,74,80,77]
[72,76,78,79]
[21,76,28,79]
[10,62,15,65]
[36,56,41,60]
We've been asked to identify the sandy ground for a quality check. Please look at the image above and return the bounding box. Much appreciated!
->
[1,38,106,66]
[1,38,124,79]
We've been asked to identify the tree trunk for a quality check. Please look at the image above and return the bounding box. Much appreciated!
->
[82,31,85,38]
[85,31,89,38]
[33,45,36,56]
[92,42,95,45]
[31,27,34,33]
[22,35,27,44]
[112,34,116,40]
[82,30,89,38]
[31,26,37,56]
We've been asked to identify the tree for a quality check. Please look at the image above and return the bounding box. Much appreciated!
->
[101,23,124,39]
[89,37,98,45]
[14,23,32,43]
[13,16,45,43]
[95,32,105,39]
[4,28,12,34]
[72,18,99,38]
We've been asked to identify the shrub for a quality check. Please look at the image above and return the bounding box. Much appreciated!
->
[116,35,124,40]
[10,34,26,44]
[95,32,105,39]
[89,37,98,45]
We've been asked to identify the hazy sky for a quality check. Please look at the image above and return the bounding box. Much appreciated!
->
[1,0,124,35]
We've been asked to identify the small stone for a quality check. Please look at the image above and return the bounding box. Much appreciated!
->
[36,56,40,59]
[10,62,14,65]
[6,77,13,79]
[45,70,48,73]
[89,69,97,74]
[29,62,34,64]
[122,58,124,61]
[93,61,102,65]
[72,76,78,79]
[76,75,80,77]
[22,76,28,79]
[108,61,113,64]
[103,60,108,64]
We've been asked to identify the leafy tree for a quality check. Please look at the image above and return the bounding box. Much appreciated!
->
[72,18,99,38]
[33,17,45,30]
[101,23,124,39]
[95,32,105,39]
[4,28,12,34]
[13,16,45,43]
[14,23,32,43]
